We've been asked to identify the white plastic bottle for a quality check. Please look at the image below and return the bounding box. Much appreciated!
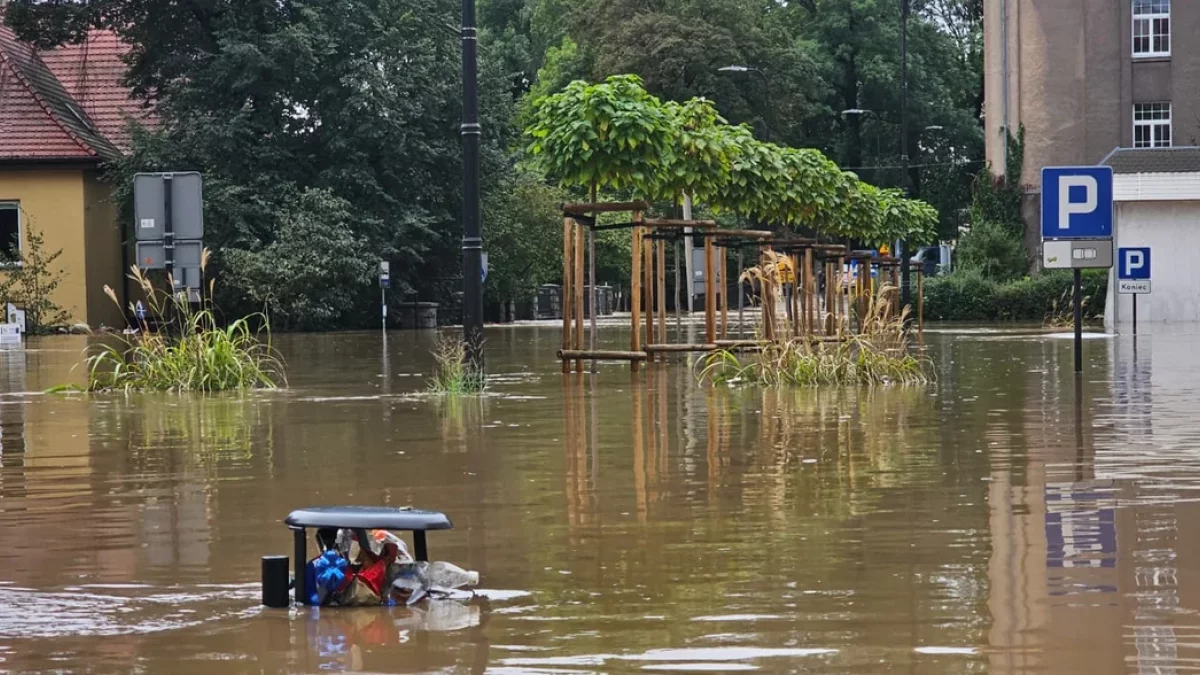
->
[427,561,480,589]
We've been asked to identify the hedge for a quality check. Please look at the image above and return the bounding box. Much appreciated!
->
[923,269,1108,322]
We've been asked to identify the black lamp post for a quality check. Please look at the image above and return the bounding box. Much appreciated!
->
[461,0,484,374]
[899,0,912,309]
[719,65,773,142]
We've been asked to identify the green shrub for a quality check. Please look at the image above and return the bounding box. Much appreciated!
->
[924,269,1109,322]
[955,220,1030,282]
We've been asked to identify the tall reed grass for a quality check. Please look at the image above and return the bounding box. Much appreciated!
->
[697,285,930,387]
[86,262,284,392]
[427,336,486,395]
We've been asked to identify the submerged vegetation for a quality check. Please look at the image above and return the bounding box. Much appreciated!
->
[86,263,284,393]
[697,285,930,388]
[427,336,486,396]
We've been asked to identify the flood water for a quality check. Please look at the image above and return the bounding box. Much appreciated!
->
[0,324,1194,673]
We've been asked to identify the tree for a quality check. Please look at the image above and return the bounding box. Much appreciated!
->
[0,222,72,333]
[7,0,518,329]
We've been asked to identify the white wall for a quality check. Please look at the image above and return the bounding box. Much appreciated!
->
[1106,200,1200,332]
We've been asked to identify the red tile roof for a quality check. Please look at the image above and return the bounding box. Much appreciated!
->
[0,25,149,162]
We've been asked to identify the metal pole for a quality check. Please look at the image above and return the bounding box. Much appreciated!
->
[381,286,387,331]
[1073,268,1083,374]
[461,0,485,375]
[293,528,306,606]
[899,0,912,310]
[754,69,773,143]
[1133,294,1138,336]
[163,174,175,294]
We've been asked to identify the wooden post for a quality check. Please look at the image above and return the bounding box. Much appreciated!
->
[719,247,728,339]
[836,256,846,336]
[824,261,834,335]
[737,249,745,338]
[791,253,801,339]
[917,268,925,337]
[643,234,654,363]
[704,232,716,344]
[657,237,667,345]
[804,248,815,337]
[574,220,585,373]
[631,214,643,373]
[562,218,574,373]
[674,240,682,334]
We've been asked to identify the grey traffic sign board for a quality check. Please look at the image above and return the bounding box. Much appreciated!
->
[136,240,203,269]
[1042,239,1114,270]
[134,172,204,241]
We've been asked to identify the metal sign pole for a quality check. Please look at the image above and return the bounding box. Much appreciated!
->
[1073,268,1083,374]
[1133,294,1138,336]
[163,175,175,294]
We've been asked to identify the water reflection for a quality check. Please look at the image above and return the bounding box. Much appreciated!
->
[2,329,1200,671]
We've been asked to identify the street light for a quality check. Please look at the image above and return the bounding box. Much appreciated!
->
[718,65,773,142]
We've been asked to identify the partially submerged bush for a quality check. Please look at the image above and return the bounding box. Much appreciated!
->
[428,336,485,395]
[86,265,284,392]
[698,289,930,387]
[697,337,929,387]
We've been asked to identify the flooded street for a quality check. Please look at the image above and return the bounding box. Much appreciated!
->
[0,326,1195,673]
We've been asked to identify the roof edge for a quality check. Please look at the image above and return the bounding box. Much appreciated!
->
[0,41,98,158]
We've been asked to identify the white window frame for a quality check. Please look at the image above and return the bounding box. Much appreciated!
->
[1134,102,1172,149]
[1133,0,1170,58]
[0,202,20,268]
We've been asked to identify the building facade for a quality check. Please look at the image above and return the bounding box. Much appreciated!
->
[0,26,149,328]
[984,0,1197,183]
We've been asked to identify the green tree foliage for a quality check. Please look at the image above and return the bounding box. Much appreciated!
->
[0,223,71,333]
[953,220,1029,283]
[483,170,566,303]
[7,0,517,329]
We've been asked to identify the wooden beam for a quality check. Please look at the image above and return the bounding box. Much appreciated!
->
[792,253,801,338]
[562,218,573,374]
[642,218,718,228]
[917,269,925,337]
[645,343,719,353]
[562,201,650,215]
[558,349,648,361]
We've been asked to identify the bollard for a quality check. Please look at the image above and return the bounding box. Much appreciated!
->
[262,555,291,608]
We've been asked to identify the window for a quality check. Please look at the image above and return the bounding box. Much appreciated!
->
[0,204,18,265]
[1134,103,1172,148]
[1133,0,1170,57]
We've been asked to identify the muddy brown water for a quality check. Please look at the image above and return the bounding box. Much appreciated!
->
[0,326,1193,673]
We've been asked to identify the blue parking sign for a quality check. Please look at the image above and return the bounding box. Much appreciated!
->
[1118,247,1150,280]
[1042,166,1114,239]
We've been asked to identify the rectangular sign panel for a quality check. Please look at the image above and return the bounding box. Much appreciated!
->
[1042,166,1114,239]
[1042,239,1114,269]
[136,240,204,270]
[1119,280,1151,295]
[1118,247,1151,280]
[133,172,205,241]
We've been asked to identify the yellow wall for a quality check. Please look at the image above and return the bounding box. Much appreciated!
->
[0,168,126,327]
[83,170,126,327]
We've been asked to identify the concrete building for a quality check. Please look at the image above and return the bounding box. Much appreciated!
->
[0,26,150,328]
[985,1,1200,330]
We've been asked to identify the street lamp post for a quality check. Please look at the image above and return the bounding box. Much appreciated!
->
[840,108,883,167]
[461,0,484,375]
[899,0,912,309]
[718,65,773,142]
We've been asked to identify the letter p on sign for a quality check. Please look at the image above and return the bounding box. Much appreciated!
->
[1058,176,1098,229]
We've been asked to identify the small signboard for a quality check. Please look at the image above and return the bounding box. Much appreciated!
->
[5,303,25,333]
[1118,247,1151,295]
[0,323,20,347]
[1041,167,1114,239]
[133,172,205,241]
[379,261,391,289]
[1042,239,1114,269]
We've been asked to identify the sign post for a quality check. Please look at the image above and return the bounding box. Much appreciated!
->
[1041,166,1115,374]
[379,261,391,331]
[134,172,205,308]
[1118,247,1151,335]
